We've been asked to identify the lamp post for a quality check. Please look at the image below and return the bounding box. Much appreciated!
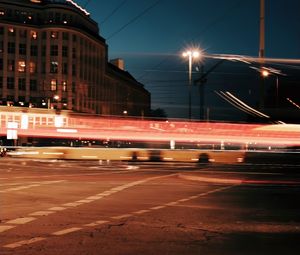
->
[182,50,200,120]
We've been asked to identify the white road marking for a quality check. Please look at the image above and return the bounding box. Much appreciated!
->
[76,199,93,203]
[6,217,36,225]
[166,201,178,206]
[134,209,150,214]
[4,237,46,249]
[84,220,109,227]
[151,205,166,210]
[111,214,132,219]
[86,196,102,200]
[63,202,83,207]
[52,227,82,236]
[0,225,15,233]
[29,211,55,216]
[48,206,67,211]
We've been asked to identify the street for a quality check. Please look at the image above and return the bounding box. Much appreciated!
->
[1,158,300,255]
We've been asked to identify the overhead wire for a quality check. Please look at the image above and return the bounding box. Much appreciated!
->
[106,0,163,40]
[100,0,128,25]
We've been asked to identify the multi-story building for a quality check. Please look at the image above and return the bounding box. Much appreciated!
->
[0,0,150,117]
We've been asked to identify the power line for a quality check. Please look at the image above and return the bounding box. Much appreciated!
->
[107,0,163,40]
[137,0,246,81]
[101,0,128,25]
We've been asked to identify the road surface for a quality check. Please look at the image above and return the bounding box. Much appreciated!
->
[1,158,300,254]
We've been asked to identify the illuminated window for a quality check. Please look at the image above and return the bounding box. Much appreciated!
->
[29,62,36,73]
[62,81,67,91]
[31,30,37,39]
[50,61,58,73]
[0,10,5,16]
[51,31,58,39]
[18,61,26,72]
[51,79,57,91]
[8,27,14,34]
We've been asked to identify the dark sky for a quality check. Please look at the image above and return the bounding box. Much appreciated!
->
[75,0,300,120]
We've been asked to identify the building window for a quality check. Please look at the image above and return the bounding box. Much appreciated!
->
[62,46,68,57]
[50,45,58,56]
[41,62,46,74]
[0,58,2,70]
[72,48,76,58]
[51,79,57,91]
[62,81,67,91]
[30,79,37,91]
[18,61,26,72]
[72,34,76,42]
[72,64,76,76]
[0,41,3,53]
[8,27,15,36]
[19,29,27,38]
[18,78,26,91]
[50,61,58,73]
[62,32,69,40]
[0,77,2,88]
[7,59,14,71]
[7,77,14,89]
[42,45,46,56]
[51,31,58,39]
[19,43,26,55]
[62,63,68,74]
[42,31,47,39]
[30,45,38,56]
[8,42,15,54]
[29,62,36,73]
[72,82,76,93]
[31,30,37,40]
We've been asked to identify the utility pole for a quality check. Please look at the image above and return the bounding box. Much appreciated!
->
[259,0,265,110]
[194,59,225,120]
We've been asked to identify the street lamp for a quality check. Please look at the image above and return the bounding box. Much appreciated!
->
[182,50,200,120]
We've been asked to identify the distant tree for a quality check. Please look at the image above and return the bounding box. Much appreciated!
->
[150,108,167,119]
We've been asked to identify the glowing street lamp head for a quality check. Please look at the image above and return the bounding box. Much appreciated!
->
[262,70,270,77]
[182,49,201,60]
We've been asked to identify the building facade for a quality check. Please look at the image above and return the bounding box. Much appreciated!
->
[0,0,150,116]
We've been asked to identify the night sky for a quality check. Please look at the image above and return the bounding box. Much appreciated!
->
[75,0,300,121]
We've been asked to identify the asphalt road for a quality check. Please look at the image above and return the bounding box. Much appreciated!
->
[1,158,300,255]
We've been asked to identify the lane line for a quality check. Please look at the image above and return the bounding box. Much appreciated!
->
[4,237,46,249]
[111,214,132,220]
[48,207,67,211]
[6,217,36,225]
[134,209,150,214]
[0,226,15,233]
[52,227,82,236]
[29,211,55,216]
[84,220,109,227]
